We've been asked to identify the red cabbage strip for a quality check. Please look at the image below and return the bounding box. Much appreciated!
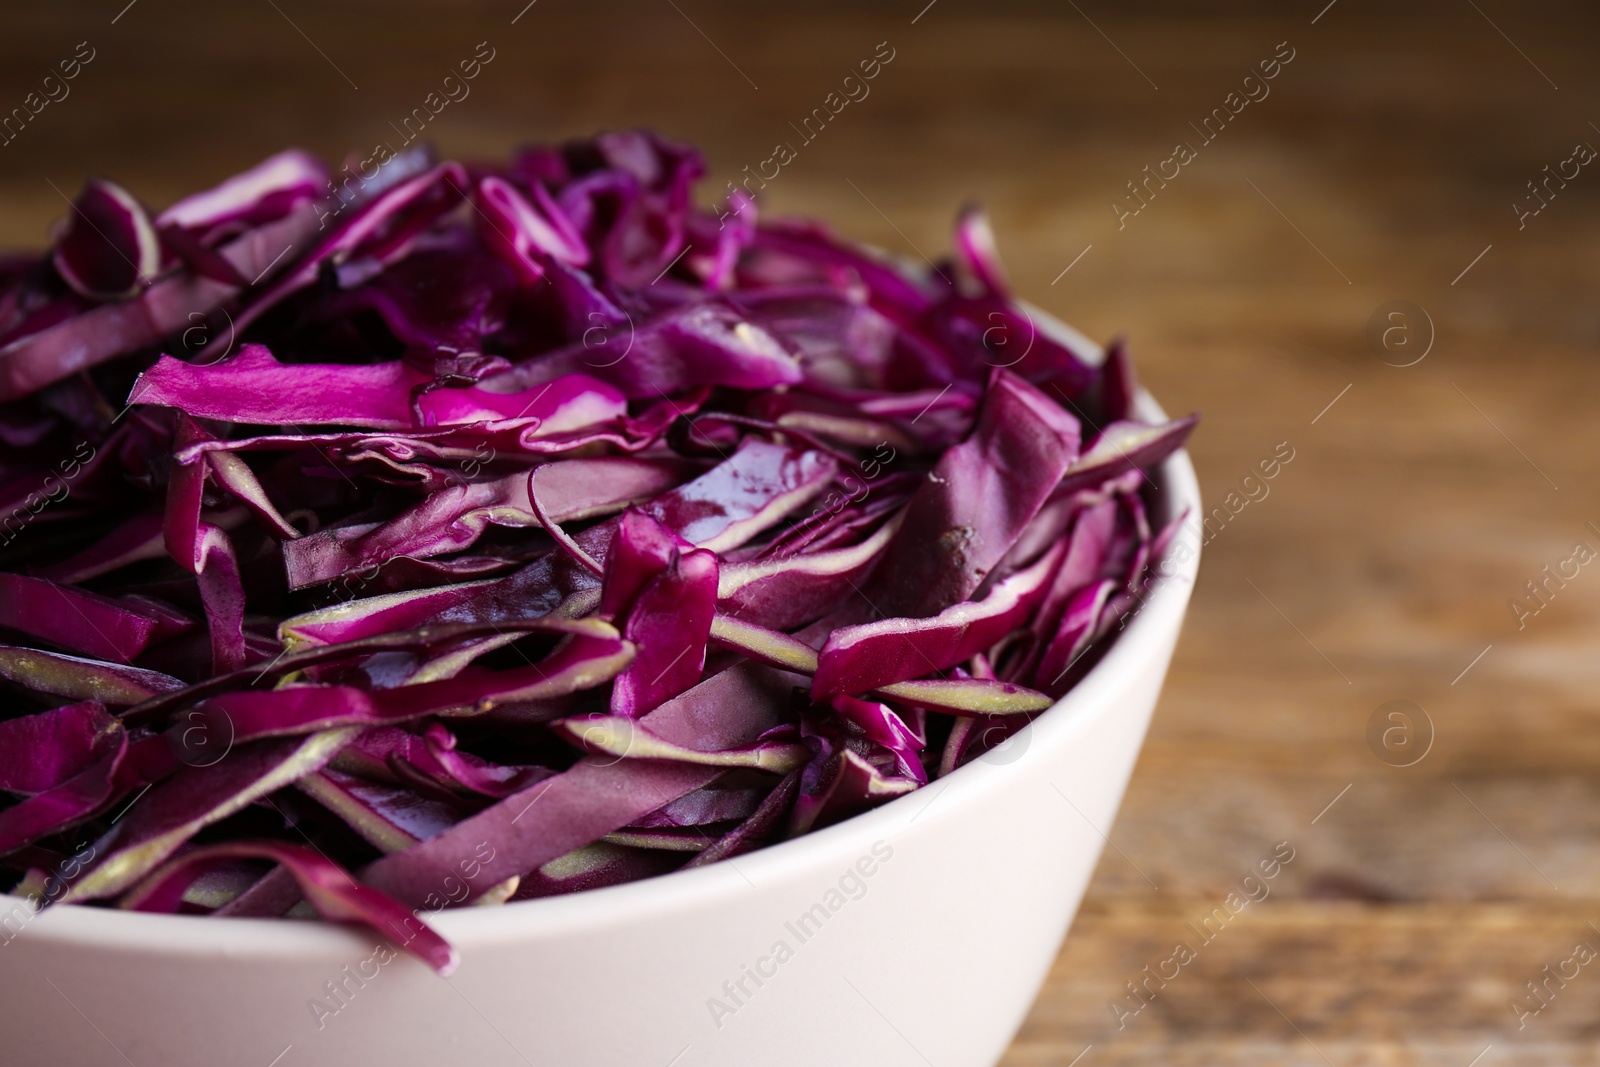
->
[754,488,908,562]
[0,701,119,796]
[527,465,605,577]
[166,419,248,673]
[812,538,1066,698]
[830,696,927,783]
[1035,578,1119,695]
[771,407,920,455]
[137,349,629,437]
[707,614,822,675]
[0,704,126,853]
[489,302,803,399]
[631,784,766,829]
[537,256,630,339]
[323,726,551,804]
[236,162,471,332]
[0,645,184,706]
[158,222,250,288]
[1096,338,1138,425]
[513,842,680,900]
[194,686,416,743]
[696,188,756,290]
[156,149,328,236]
[937,694,1030,777]
[296,769,466,853]
[0,743,127,854]
[364,758,710,908]
[322,441,836,644]
[504,439,823,594]
[65,728,359,902]
[599,509,690,620]
[213,867,309,919]
[1013,499,1119,683]
[359,663,793,907]
[119,616,601,726]
[642,438,836,553]
[610,545,717,716]
[682,769,801,869]
[194,625,632,742]
[52,179,162,301]
[411,725,556,799]
[705,614,1051,715]
[37,512,169,585]
[279,581,505,649]
[0,194,320,402]
[871,677,1053,716]
[716,511,901,631]
[283,457,687,588]
[602,828,710,852]
[554,715,808,772]
[475,175,589,281]
[1055,416,1198,498]
[313,565,574,651]
[205,451,302,541]
[579,130,704,286]
[997,492,1077,579]
[207,414,659,487]
[953,206,1010,300]
[0,728,190,858]
[864,370,1082,620]
[747,222,938,322]
[937,211,1100,397]
[171,425,512,465]
[674,411,857,466]
[414,371,626,432]
[1098,492,1153,618]
[856,386,976,423]
[134,345,432,429]
[0,573,164,665]
[120,841,458,975]
[790,748,918,837]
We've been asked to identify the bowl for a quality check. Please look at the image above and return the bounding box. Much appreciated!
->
[0,335,1200,1067]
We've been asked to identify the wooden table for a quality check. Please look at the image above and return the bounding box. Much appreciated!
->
[5,1,1599,1062]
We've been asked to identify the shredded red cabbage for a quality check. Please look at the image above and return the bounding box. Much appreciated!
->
[0,131,1195,973]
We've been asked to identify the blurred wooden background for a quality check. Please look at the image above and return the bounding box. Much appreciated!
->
[4,1,1600,1063]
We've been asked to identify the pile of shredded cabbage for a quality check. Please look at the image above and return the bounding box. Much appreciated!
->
[0,132,1193,972]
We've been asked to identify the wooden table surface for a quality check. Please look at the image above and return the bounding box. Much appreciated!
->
[5,1,1600,1063]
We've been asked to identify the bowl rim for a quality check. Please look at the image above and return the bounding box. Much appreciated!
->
[6,322,1202,958]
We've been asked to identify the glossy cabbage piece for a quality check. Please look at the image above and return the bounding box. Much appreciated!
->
[0,131,1194,968]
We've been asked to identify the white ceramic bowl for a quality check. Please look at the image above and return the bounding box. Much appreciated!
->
[0,374,1199,1067]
